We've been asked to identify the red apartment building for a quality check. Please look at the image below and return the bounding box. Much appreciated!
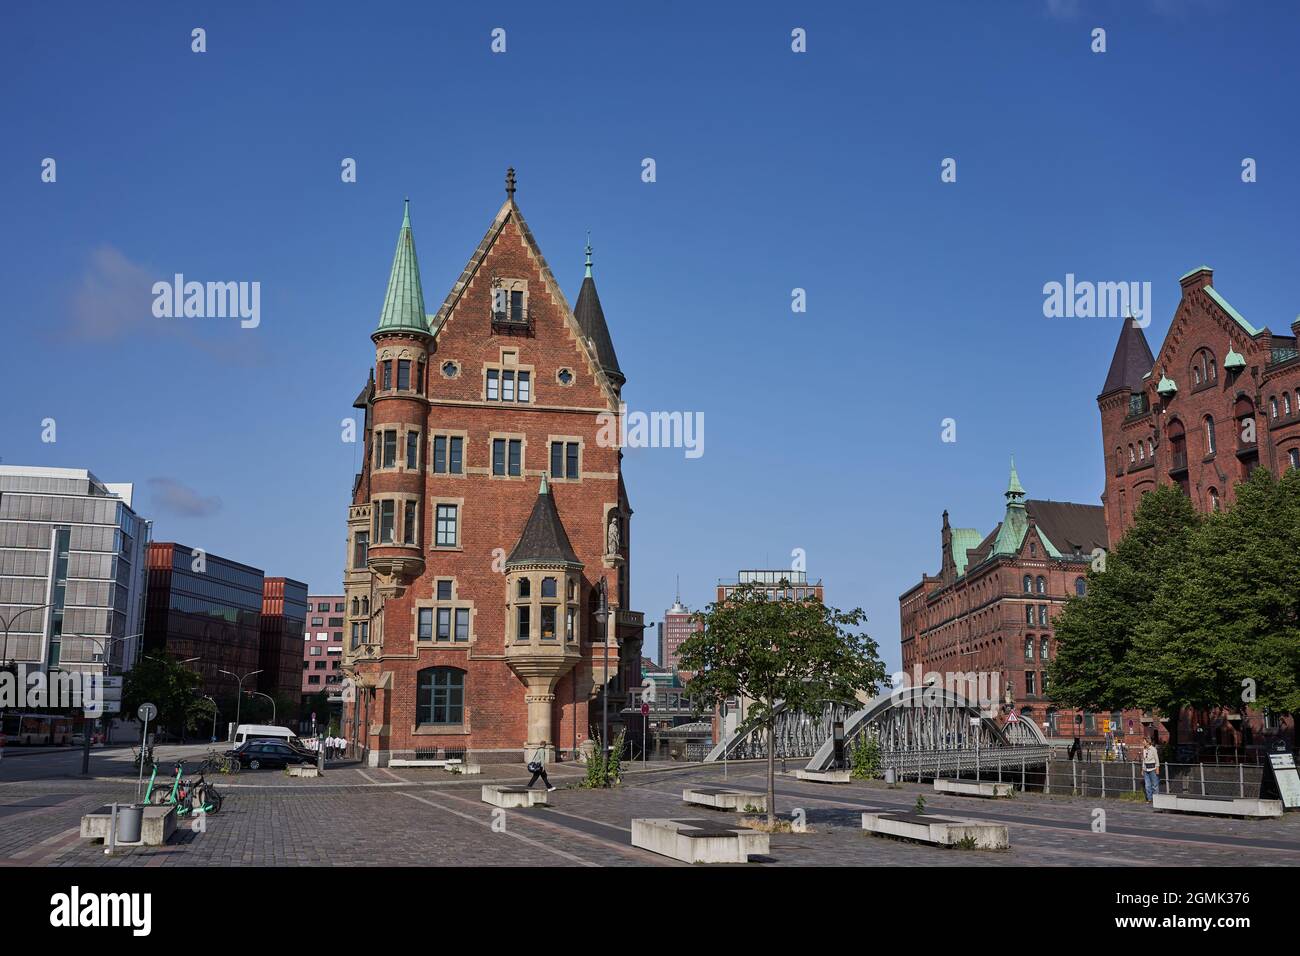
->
[341,173,645,766]
[302,594,345,724]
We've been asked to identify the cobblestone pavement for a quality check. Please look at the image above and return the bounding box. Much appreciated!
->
[2,758,1298,867]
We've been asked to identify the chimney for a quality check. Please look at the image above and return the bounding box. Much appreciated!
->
[1178,265,1213,297]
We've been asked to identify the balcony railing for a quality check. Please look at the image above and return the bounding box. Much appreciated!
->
[490,309,534,334]
[1269,346,1299,366]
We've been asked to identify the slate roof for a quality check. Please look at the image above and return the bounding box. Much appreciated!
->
[1100,318,1155,395]
[574,274,624,385]
[1025,500,1108,556]
[505,477,583,568]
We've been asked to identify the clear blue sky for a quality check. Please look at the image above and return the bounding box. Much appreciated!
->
[3,1,1298,674]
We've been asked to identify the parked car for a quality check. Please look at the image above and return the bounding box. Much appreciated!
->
[227,740,317,770]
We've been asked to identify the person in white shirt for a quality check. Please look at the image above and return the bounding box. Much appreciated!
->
[1141,741,1161,802]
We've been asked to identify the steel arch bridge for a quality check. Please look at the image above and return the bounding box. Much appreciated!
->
[704,687,1051,779]
[805,685,1050,775]
[703,700,857,763]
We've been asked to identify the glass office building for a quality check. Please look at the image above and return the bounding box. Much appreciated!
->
[0,466,149,674]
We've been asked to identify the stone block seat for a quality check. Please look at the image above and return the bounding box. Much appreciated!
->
[1152,793,1283,818]
[933,778,1014,798]
[631,818,769,863]
[80,805,176,847]
[682,787,768,812]
[861,811,1009,849]
[481,785,549,808]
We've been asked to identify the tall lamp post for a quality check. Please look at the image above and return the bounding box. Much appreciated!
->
[218,668,262,740]
[71,633,133,776]
[592,579,611,758]
[204,695,218,742]
[248,691,276,725]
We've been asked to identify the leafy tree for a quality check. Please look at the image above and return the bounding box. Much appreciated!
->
[1049,486,1201,737]
[121,653,207,740]
[679,583,885,825]
[1133,469,1300,742]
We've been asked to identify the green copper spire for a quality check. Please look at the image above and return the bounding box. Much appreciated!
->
[1006,456,1025,501]
[584,233,593,279]
[375,199,430,335]
[992,457,1030,555]
[1224,343,1246,371]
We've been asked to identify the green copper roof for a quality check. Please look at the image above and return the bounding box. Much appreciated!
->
[1156,373,1177,396]
[375,199,430,335]
[1179,264,1213,281]
[949,528,982,576]
[1204,287,1260,336]
[1006,456,1025,499]
[992,458,1029,556]
[1224,345,1246,369]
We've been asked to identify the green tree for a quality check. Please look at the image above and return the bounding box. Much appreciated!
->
[1133,469,1300,742]
[121,653,208,740]
[1049,485,1201,739]
[679,583,885,825]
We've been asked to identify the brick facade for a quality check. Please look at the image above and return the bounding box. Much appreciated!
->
[342,179,644,766]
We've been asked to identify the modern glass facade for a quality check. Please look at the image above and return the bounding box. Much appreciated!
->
[0,466,149,674]
[144,542,264,699]
[259,577,309,701]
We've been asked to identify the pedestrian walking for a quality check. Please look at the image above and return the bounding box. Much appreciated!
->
[526,750,556,791]
[339,735,349,759]
[1142,741,1161,802]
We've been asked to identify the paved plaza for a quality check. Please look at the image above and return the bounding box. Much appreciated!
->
[2,746,1298,867]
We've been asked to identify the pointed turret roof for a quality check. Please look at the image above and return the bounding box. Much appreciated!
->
[992,457,1030,556]
[505,474,583,569]
[1100,318,1154,396]
[375,199,430,335]
[573,238,624,386]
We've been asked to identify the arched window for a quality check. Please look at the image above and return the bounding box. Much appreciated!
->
[1040,636,1050,661]
[1025,605,1034,624]
[1286,394,1293,417]
[1075,576,1086,596]
[416,667,465,726]
[1270,397,1279,419]
[1024,636,1035,661]
[1209,488,1220,512]
[1023,575,1032,593]
[1128,444,1135,463]
[1204,416,1216,455]
[1147,439,1154,458]
[1137,442,1145,461]
[1036,576,1046,594]
[517,578,530,599]
[1039,605,1048,625]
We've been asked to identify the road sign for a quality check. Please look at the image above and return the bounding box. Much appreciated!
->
[101,676,123,690]
[1006,711,1020,724]
[641,702,650,716]
[137,702,157,723]
[98,699,121,715]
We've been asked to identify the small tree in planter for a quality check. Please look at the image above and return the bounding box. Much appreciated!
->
[679,583,885,827]
[850,733,881,780]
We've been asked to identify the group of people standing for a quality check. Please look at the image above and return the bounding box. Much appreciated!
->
[305,734,348,760]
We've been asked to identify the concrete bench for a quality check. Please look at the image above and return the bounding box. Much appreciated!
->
[390,758,451,767]
[794,768,851,784]
[682,787,767,812]
[481,785,548,808]
[862,811,1009,849]
[286,765,321,778]
[934,778,1014,798]
[632,818,769,863]
[1153,794,1283,818]
[81,805,176,847]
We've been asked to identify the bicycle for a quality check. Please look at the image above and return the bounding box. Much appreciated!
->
[146,761,223,815]
[198,750,240,775]
[131,745,155,770]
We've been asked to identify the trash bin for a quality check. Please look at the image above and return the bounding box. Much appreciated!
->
[116,804,144,844]
[884,768,897,785]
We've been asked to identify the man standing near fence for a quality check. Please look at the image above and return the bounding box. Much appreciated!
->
[1141,740,1161,802]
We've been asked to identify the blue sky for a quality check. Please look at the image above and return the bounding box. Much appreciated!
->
[2,1,1298,674]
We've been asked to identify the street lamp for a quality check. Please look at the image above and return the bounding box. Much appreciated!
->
[218,669,262,739]
[593,579,610,759]
[0,603,57,669]
[247,690,276,724]
[203,695,218,742]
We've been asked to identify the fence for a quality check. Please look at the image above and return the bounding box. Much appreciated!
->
[1043,760,1262,798]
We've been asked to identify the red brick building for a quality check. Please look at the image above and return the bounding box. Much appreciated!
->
[897,463,1139,746]
[1100,265,1300,542]
[1099,266,1299,748]
[342,173,644,766]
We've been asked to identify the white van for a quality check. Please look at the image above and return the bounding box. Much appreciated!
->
[232,724,303,749]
